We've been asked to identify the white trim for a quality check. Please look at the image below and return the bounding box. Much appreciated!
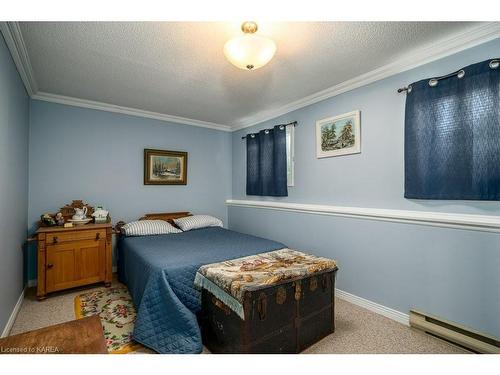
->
[32,92,232,132]
[1,22,231,132]
[226,199,500,233]
[232,22,500,130]
[1,288,25,338]
[9,283,409,339]
[3,22,500,131]
[0,22,37,96]
[336,289,409,326]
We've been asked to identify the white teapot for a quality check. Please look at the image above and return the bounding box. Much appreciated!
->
[92,206,109,223]
[72,207,88,220]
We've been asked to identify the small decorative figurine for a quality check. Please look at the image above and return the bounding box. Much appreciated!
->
[55,212,65,226]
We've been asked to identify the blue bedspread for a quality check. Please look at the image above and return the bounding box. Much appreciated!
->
[117,227,285,353]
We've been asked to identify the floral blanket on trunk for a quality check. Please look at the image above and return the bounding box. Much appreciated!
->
[194,248,337,319]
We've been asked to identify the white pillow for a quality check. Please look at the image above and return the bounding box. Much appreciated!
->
[173,215,223,232]
[122,220,182,236]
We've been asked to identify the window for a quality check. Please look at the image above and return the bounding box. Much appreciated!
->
[286,125,295,187]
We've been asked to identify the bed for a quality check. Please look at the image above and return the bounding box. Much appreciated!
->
[116,212,285,354]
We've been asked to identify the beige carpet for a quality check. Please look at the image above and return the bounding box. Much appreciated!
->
[10,282,468,354]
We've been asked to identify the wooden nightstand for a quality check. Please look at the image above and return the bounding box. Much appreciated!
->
[36,223,113,300]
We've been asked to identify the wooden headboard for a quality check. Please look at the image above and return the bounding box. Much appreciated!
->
[115,211,191,234]
[139,212,191,224]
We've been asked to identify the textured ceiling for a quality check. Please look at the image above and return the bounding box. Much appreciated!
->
[19,22,482,128]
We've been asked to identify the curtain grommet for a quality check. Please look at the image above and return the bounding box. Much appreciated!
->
[264,130,270,135]
[279,125,284,130]
[457,70,465,79]
[490,60,499,69]
[429,78,438,87]
[250,134,255,138]
[407,85,412,93]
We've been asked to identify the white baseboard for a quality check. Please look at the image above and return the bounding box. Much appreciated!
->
[1,288,25,338]
[25,274,408,329]
[336,288,409,326]
[9,284,406,342]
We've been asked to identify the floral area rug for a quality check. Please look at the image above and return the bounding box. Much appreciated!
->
[74,286,143,354]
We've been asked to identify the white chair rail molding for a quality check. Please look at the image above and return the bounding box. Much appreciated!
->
[225,199,500,233]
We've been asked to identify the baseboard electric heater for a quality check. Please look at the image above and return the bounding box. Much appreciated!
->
[409,310,500,354]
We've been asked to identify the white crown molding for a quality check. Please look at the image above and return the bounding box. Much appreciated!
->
[336,289,409,326]
[4,21,500,132]
[0,22,37,96]
[1,288,25,338]
[1,21,231,132]
[32,91,232,132]
[232,22,500,131]
[226,199,500,233]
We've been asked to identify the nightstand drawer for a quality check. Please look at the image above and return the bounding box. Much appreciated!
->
[45,229,106,245]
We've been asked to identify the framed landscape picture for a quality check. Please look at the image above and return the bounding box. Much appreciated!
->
[316,110,361,158]
[144,149,188,185]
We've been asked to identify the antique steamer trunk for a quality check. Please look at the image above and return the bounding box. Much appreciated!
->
[200,268,338,353]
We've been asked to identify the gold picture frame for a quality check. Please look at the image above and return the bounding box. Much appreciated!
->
[144,149,188,185]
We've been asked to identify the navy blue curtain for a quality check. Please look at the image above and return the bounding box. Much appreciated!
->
[405,58,500,200]
[246,125,288,196]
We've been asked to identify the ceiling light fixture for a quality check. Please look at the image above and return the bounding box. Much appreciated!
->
[224,21,277,71]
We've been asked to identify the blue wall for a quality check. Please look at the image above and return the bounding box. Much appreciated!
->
[0,33,30,332]
[3,27,499,339]
[229,38,500,337]
[28,100,232,280]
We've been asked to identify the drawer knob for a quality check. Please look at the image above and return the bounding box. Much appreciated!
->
[52,236,58,244]
[47,264,54,269]
[95,233,101,241]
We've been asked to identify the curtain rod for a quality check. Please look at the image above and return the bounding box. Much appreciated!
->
[397,69,466,94]
[241,121,298,139]
[397,60,500,93]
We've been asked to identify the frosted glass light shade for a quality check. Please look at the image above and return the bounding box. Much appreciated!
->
[224,34,277,71]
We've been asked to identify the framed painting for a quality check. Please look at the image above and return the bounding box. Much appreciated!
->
[144,149,188,185]
[316,110,361,158]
